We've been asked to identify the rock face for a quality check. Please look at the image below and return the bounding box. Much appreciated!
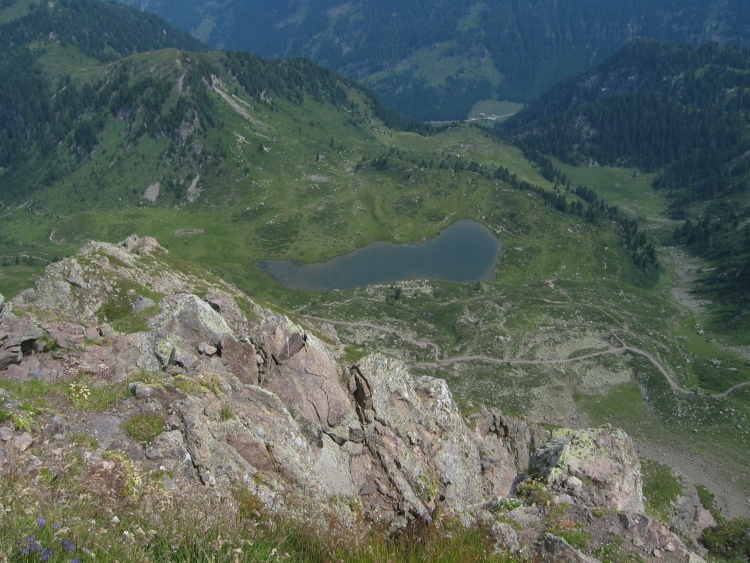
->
[0,236,709,561]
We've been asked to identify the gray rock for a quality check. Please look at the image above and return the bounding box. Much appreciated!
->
[132,296,156,314]
[157,294,233,350]
[535,533,601,562]
[173,347,200,369]
[491,521,520,553]
[533,426,644,513]
[198,342,218,356]
[14,432,33,452]
[88,414,126,449]
[0,426,13,441]
[0,320,44,369]
[221,337,259,385]
[0,294,14,321]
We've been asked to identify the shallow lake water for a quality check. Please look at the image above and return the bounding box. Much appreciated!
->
[261,219,502,292]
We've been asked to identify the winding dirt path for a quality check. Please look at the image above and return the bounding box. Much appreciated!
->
[301,314,750,399]
[411,345,694,392]
[301,315,442,360]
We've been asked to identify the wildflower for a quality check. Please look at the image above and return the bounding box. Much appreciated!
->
[41,548,53,561]
[111,516,120,524]
[52,523,61,530]
[61,539,75,552]
[37,518,46,527]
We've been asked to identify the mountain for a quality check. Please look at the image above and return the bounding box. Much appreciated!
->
[114,0,750,120]
[502,39,750,332]
[1,1,749,548]
[0,235,725,561]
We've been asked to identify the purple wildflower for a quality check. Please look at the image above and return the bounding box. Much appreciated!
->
[53,523,61,530]
[61,539,75,551]
[37,518,46,527]
[41,548,53,561]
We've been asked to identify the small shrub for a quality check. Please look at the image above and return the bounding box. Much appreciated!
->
[68,381,92,409]
[219,406,234,421]
[517,477,554,507]
[417,468,441,501]
[11,412,38,432]
[700,517,750,561]
[65,378,129,411]
[233,485,265,520]
[172,375,203,395]
[490,497,524,514]
[122,413,164,444]
[0,407,10,423]
[68,431,99,449]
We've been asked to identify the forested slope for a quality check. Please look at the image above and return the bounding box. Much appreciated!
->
[115,0,750,120]
[0,0,205,188]
[504,39,750,331]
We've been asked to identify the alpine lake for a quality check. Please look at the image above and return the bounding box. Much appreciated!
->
[262,219,503,291]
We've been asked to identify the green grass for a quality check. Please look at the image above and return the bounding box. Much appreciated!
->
[641,459,684,524]
[365,40,503,92]
[0,0,33,23]
[697,484,723,523]
[552,161,664,221]
[468,100,525,121]
[0,449,518,563]
[122,413,165,444]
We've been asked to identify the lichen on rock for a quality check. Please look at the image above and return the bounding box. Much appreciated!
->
[0,236,711,561]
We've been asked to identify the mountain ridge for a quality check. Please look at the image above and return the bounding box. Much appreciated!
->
[0,234,719,561]
[115,0,750,120]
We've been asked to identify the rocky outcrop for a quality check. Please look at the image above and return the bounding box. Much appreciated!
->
[534,426,645,513]
[0,236,709,561]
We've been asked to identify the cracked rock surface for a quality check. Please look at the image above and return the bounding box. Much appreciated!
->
[0,236,711,561]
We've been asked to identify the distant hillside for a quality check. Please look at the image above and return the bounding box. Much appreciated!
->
[114,0,750,120]
[0,0,667,304]
[0,0,205,182]
[503,39,750,331]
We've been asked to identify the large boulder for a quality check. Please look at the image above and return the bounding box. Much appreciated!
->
[533,426,644,513]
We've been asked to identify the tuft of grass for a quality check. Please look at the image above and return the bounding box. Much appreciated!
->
[63,377,130,411]
[696,484,723,524]
[122,413,165,444]
[641,459,683,524]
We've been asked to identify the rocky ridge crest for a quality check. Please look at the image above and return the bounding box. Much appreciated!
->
[0,236,708,561]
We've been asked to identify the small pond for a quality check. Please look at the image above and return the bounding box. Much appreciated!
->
[261,219,502,292]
